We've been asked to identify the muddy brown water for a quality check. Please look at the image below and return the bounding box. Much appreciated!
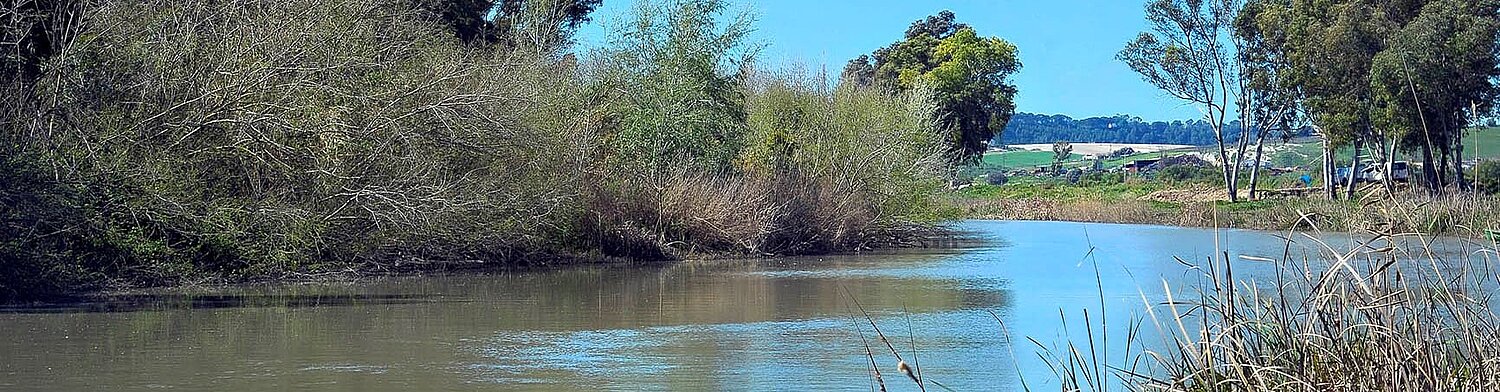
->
[0,221,1486,391]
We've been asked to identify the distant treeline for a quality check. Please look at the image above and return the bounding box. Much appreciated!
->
[997,113,1313,146]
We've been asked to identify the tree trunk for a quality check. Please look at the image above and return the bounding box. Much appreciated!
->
[1420,140,1439,195]
[1453,122,1467,191]
[1217,137,1238,203]
[1382,135,1396,194]
[1438,137,1450,191]
[1323,139,1336,199]
[1345,136,1360,200]
[1248,131,1268,200]
[1368,132,1392,194]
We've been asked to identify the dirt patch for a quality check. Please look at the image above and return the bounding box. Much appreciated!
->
[1141,186,1229,203]
[1008,143,1196,156]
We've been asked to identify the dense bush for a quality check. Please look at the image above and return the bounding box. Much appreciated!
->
[1,0,601,299]
[0,0,954,301]
[1476,160,1500,195]
[564,0,952,259]
[1078,171,1124,186]
[1155,165,1223,184]
[985,172,1009,186]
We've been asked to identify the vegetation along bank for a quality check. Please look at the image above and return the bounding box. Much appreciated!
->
[0,0,1024,301]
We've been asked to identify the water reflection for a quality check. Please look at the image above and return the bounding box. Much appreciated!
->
[0,221,1484,391]
[0,293,445,314]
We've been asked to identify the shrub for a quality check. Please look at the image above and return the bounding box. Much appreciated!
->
[985,171,1009,186]
[1155,165,1221,183]
[1475,160,1500,195]
[1,0,590,299]
[1078,171,1122,186]
[587,0,756,175]
[0,0,958,300]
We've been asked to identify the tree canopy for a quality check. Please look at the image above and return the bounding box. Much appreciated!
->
[1245,0,1500,192]
[842,10,1020,165]
[999,113,1277,145]
[416,0,603,46]
[1120,0,1251,201]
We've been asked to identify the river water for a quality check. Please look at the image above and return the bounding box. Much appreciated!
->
[0,221,1487,391]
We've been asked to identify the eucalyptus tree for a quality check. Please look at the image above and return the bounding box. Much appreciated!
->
[1370,0,1500,192]
[1242,0,1395,198]
[1246,0,1499,195]
[1235,0,1304,199]
[1120,0,1251,202]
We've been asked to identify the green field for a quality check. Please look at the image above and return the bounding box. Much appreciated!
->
[1466,127,1500,159]
[973,128,1499,178]
[980,150,1081,169]
[1261,128,1500,167]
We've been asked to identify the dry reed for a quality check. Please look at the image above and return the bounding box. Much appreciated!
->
[1033,209,1500,391]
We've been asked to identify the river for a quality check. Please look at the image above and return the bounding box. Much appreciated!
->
[0,221,1485,391]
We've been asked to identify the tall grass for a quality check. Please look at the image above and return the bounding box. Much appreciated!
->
[961,182,1500,238]
[854,201,1500,390]
[1030,216,1500,390]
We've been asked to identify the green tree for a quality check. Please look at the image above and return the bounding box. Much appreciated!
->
[415,0,602,47]
[1236,0,1304,199]
[1370,0,1500,192]
[1120,0,1249,202]
[1249,0,1499,196]
[1287,0,1397,199]
[1051,141,1073,174]
[592,0,757,175]
[843,11,1020,166]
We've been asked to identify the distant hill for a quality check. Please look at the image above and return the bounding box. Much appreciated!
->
[996,113,1309,146]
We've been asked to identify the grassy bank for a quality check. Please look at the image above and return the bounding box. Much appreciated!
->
[957,177,1500,237]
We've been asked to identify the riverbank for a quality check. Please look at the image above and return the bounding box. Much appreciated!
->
[956,181,1500,238]
[0,0,959,303]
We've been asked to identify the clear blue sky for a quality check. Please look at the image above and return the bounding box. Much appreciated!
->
[575,0,1204,122]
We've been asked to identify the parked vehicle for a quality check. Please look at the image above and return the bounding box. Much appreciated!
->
[1336,160,1410,186]
[1334,167,1354,186]
[1376,161,1410,182]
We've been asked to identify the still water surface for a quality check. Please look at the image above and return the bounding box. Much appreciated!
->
[0,221,1482,391]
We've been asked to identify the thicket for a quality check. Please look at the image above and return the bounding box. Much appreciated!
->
[1477,160,1500,195]
[0,0,954,301]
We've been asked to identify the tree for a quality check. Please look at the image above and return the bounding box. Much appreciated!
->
[844,11,1020,166]
[1250,0,1499,197]
[1370,0,1500,193]
[1051,141,1073,174]
[593,0,757,175]
[416,0,603,47]
[839,54,875,87]
[1237,0,1304,199]
[1120,0,1248,202]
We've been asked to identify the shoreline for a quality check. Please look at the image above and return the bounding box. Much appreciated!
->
[958,193,1500,240]
[7,189,1495,306]
[0,228,978,306]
